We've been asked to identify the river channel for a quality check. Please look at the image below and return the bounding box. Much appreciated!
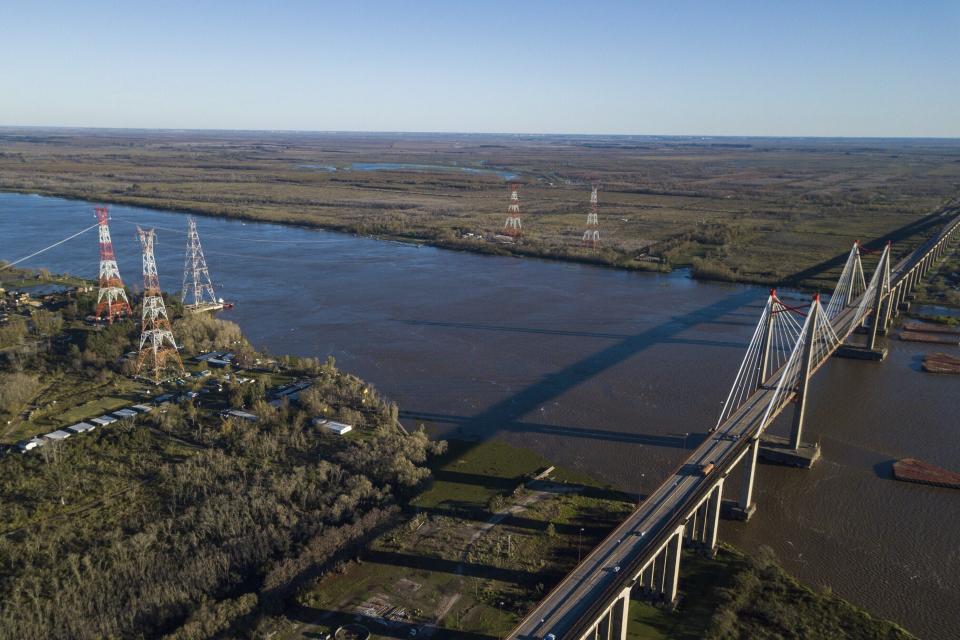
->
[2,192,958,639]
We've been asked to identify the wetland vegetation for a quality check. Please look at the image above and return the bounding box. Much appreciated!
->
[2,129,959,291]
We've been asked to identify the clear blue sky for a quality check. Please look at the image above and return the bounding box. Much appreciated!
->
[1,1,957,136]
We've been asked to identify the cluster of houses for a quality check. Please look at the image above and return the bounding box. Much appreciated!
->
[16,403,153,454]
[13,373,356,454]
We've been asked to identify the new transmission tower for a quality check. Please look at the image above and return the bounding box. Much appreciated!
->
[503,183,523,238]
[582,182,600,247]
[135,226,184,384]
[94,206,132,322]
[182,216,219,312]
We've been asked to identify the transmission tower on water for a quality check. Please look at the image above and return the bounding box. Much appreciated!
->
[503,183,523,238]
[181,216,221,313]
[135,226,184,384]
[582,182,600,247]
[94,206,132,323]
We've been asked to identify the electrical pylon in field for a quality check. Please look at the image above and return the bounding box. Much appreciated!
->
[94,206,132,322]
[135,226,184,384]
[582,182,600,247]
[182,216,219,312]
[503,183,523,238]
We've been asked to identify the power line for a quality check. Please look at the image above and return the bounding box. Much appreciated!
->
[0,222,100,271]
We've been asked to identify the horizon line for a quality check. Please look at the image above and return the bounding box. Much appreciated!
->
[1,124,959,142]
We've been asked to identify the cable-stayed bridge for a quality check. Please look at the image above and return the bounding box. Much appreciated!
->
[510,208,960,640]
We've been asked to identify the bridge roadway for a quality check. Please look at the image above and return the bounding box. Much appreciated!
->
[510,209,960,640]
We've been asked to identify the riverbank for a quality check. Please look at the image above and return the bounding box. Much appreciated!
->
[629,545,915,640]
[0,271,447,639]
[3,129,960,290]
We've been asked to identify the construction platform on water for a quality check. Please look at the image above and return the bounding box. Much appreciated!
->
[893,458,960,490]
[184,300,233,314]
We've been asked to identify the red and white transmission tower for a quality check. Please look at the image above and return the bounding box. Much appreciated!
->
[582,182,600,247]
[135,226,184,384]
[503,183,523,238]
[94,206,132,322]
[182,216,219,312]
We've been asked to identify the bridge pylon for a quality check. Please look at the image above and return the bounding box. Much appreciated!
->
[866,242,892,351]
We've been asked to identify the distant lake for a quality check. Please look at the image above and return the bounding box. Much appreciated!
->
[348,162,517,180]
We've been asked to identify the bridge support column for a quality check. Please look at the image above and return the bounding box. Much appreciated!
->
[597,608,611,640]
[704,479,723,553]
[611,587,631,640]
[881,289,894,333]
[727,437,759,520]
[663,526,684,604]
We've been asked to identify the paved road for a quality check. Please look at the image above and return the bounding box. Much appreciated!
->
[509,211,960,640]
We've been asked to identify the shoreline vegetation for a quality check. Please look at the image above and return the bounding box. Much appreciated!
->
[2,129,959,294]
[0,267,919,638]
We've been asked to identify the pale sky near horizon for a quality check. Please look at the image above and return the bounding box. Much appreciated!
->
[1,1,957,137]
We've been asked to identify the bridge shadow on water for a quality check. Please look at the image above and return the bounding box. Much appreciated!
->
[402,286,760,451]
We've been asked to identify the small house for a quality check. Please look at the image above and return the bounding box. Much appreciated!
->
[113,409,138,420]
[91,415,117,426]
[132,404,153,413]
[44,429,72,441]
[67,422,96,434]
[312,418,353,436]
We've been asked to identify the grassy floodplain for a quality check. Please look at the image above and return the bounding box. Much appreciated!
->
[2,129,959,291]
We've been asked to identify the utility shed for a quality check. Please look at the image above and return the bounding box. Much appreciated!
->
[44,430,72,441]
[312,418,353,436]
[67,422,96,434]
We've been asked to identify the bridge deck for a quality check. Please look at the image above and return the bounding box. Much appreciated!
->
[510,211,959,640]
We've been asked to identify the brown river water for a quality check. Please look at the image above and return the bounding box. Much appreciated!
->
[2,193,958,639]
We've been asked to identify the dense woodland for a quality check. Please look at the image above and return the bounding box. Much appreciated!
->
[0,277,447,639]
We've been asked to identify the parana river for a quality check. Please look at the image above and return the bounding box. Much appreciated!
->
[3,192,958,639]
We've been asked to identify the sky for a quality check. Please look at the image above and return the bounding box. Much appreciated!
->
[0,0,957,137]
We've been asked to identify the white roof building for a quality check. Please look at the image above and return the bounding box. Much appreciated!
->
[113,409,138,419]
[44,430,72,441]
[91,415,117,426]
[132,404,153,413]
[67,422,96,434]
[312,418,353,436]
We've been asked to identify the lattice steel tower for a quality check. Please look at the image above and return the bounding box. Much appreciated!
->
[94,206,132,322]
[135,226,184,383]
[182,216,218,311]
[582,182,600,247]
[503,183,523,237]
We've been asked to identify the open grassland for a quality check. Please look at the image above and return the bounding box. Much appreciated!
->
[2,129,959,288]
[276,439,635,639]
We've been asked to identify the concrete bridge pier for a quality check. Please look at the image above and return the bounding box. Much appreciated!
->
[580,585,632,640]
[633,524,685,606]
[726,438,759,521]
[683,479,723,553]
